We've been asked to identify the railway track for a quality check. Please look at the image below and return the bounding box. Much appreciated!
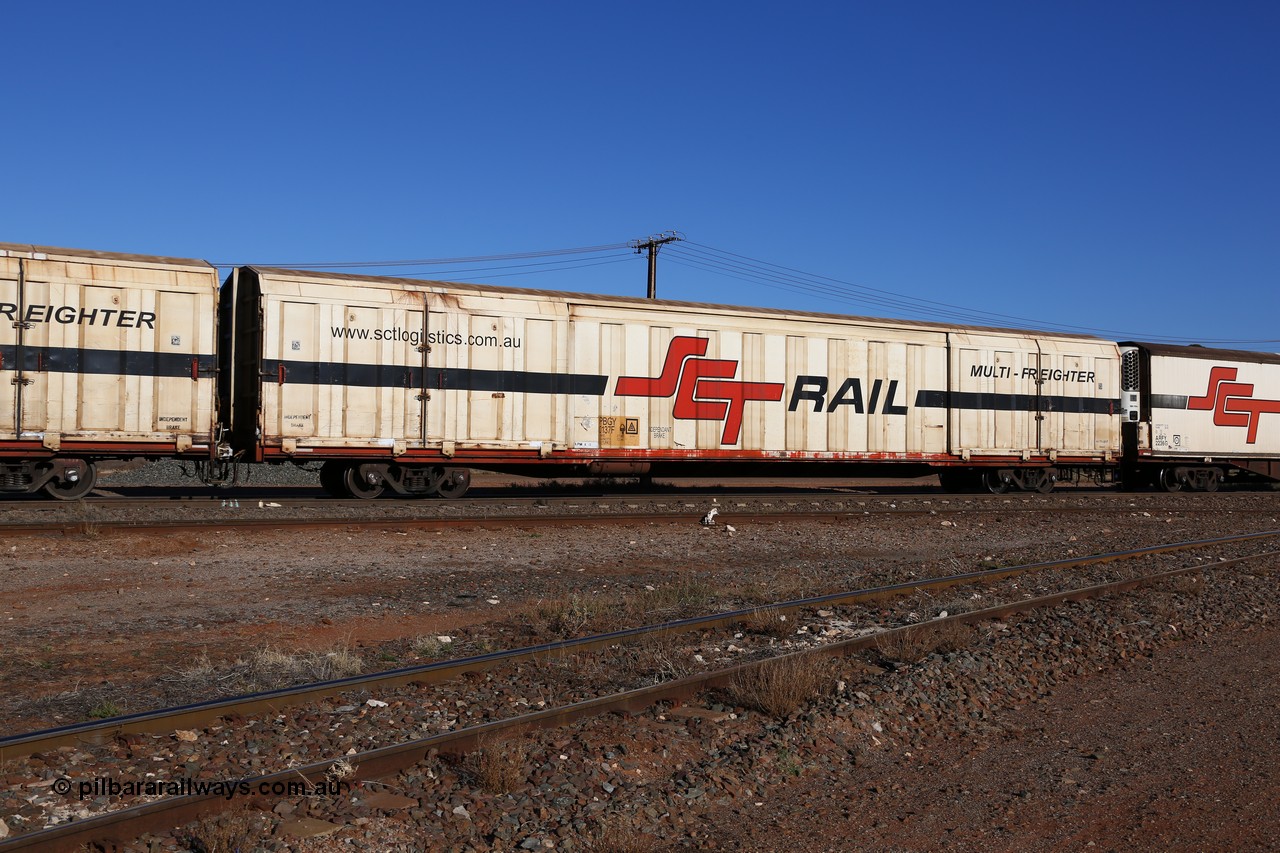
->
[3,530,1276,851]
[2,490,1275,537]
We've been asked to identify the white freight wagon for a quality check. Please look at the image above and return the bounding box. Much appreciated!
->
[225,266,1121,497]
[1121,342,1280,490]
[0,244,221,497]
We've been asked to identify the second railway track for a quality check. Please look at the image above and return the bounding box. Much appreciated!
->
[3,530,1277,851]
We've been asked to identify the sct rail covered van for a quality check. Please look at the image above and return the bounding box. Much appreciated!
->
[1121,342,1280,490]
[0,244,221,498]
[223,265,1121,497]
[3,243,1277,499]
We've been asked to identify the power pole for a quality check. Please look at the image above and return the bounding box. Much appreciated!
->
[630,231,684,299]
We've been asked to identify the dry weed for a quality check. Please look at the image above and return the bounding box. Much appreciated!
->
[458,735,526,795]
[875,621,975,664]
[412,636,451,658]
[638,578,717,618]
[608,632,692,684]
[736,606,792,638]
[245,646,364,688]
[183,805,265,853]
[533,594,609,638]
[24,684,132,724]
[157,645,365,704]
[721,654,841,717]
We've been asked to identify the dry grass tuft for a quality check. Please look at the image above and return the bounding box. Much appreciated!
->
[183,805,265,853]
[157,645,365,704]
[458,735,526,795]
[524,577,722,643]
[638,578,717,618]
[736,606,792,638]
[533,593,610,638]
[243,646,364,689]
[875,621,976,664]
[607,632,693,684]
[24,684,133,724]
[936,595,984,616]
[412,636,451,658]
[720,654,841,717]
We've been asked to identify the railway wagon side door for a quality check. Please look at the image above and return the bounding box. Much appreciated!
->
[262,293,427,450]
[0,259,24,439]
[3,268,62,439]
[1034,339,1119,456]
[946,332,1039,456]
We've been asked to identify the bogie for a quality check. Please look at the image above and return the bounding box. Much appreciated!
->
[42,460,97,501]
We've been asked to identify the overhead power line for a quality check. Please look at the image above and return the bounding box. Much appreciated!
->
[665,242,1279,346]
[399,253,635,281]
[212,242,634,269]
[213,236,1275,347]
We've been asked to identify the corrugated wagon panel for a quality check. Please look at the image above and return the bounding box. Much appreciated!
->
[0,247,218,448]
[258,284,428,449]
[1036,338,1119,455]
[1145,352,1280,458]
[948,332,1119,460]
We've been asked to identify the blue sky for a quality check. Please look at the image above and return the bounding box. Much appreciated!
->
[4,2,1277,346]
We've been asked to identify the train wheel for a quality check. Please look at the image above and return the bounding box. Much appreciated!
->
[1035,473,1056,494]
[436,468,471,499]
[342,464,386,499]
[1158,468,1183,493]
[1202,472,1220,492]
[319,461,347,497]
[43,461,97,500]
[981,471,1010,494]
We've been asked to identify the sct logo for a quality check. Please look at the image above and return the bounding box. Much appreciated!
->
[615,337,783,445]
[1187,366,1280,444]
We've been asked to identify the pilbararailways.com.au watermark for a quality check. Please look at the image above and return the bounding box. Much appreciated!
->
[53,776,351,801]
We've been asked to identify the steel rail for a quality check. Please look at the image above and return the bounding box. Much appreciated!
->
[0,510,952,537]
[5,546,1275,853]
[4,529,1276,764]
[0,497,1267,537]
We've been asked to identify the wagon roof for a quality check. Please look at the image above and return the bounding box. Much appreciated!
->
[243,264,1110,342]
[0,242,215,270]
[1125,341,1280,365]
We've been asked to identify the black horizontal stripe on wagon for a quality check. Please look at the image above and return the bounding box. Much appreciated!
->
[0,345,215,377]
[262,359,609,396]
[1150,394,1189,410]
[914,390,1118,415]
[262,359,1117,414]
